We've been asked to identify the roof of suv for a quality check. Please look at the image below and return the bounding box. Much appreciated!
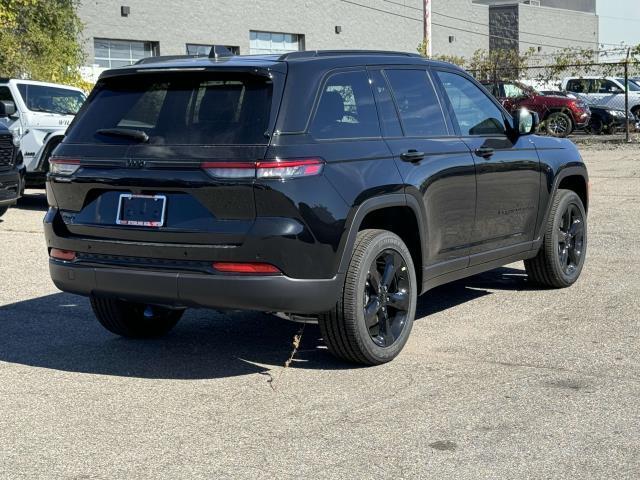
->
[100,50,463,79]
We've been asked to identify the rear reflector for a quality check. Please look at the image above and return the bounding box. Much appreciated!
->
[201,158,324,180]
[50,158,81,176]
[50,248,76,261]
[212,262,281,274]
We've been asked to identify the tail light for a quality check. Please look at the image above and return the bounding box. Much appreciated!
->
[50,158,81,176]
[212,262,281,274]
[50,248,76,261]
[256,159,323,179]
[201,158,324,180]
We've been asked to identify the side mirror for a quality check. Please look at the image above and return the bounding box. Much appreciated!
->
[513,108,538,136]
[0,100,16,117]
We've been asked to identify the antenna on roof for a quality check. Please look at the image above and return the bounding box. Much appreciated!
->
[209,45,234,59]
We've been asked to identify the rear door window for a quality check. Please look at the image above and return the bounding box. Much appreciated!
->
[369,70,403,137]
[310,70,380,139]
[66,73,274,145]
[384,69,448,137]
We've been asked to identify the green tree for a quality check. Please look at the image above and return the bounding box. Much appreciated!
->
[0,0,90,89]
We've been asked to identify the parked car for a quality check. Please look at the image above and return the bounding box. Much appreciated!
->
[537,90,633,134]
[586,106,632,134]
[0,79,86,187]
[0,101,24,218]
[45,51,589,365]
[481,80,590,137]
[562,77,640,120]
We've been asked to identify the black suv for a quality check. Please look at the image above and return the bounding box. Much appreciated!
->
[0,101,23,218]
[45,51,589,365]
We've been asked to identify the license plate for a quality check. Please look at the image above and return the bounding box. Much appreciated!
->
[116,194,166,227]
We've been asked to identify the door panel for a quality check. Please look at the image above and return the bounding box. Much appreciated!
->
[434,69,541,264]
[463,135,541,262]
[389,138,476,275]
[371,68,475,276]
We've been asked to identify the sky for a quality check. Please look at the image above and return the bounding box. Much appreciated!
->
[597,0,640,47]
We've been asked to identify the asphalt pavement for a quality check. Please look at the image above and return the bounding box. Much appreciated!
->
[0,147,638,479]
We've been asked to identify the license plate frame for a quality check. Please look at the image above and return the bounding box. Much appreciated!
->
[116,194,167,227]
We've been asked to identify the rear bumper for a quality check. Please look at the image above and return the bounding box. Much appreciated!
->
[49,260,343,314]
[0,169,20,206]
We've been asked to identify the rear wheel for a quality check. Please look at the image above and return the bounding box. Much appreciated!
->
[319,229,417,365]
[0,206,7,218]
[545,112,573,138]
[90,295,184,338]
[525,189,587,288]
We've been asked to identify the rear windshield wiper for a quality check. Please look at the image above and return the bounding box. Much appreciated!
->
[96,128,149,143]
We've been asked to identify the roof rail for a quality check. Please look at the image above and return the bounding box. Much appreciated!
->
[279,50,422,61]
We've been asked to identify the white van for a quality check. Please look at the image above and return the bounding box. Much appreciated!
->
[561,77,640,118]
[0,79,86,186]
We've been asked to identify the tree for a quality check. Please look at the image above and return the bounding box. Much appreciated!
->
[0,0,89,89]
[466,47,536,82]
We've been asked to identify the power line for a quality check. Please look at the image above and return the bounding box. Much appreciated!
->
[432,10,617,47]
[339,0,425,23]
[339,0,616,52]
[379,0,622,48]
[381,0,423,13]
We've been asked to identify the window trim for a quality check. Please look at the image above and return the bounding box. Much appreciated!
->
[432,68,512,138]
[307,67,383,141]
[381,66,452,139]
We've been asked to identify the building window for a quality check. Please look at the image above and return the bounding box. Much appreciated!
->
[186,44,240,56]
[249,31,303,55]
[94,38,159,68]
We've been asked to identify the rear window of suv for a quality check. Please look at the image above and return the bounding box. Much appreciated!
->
[66,72,273,145]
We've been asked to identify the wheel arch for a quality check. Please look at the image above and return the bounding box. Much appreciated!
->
[337,194,426,287]
[535,165,589,247]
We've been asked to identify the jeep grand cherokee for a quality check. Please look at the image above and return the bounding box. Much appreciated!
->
[45,50,589,365]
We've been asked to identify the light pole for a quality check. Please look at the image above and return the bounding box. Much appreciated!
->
[424,0,432,57]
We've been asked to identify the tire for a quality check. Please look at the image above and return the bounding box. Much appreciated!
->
[525,189,587,288]
[90,295,184,338]
[587,117,603,135]
[0,206,7,218]
[319,229,418,365]
[545,112,573,138]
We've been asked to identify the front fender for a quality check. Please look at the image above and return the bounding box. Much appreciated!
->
[533,137,588,245]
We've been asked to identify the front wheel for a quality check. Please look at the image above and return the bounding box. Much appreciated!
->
[90,295,184,338]
[0,206,7,218]
[545,112,573,138]
[525,189,587,288]
[319,229,417,365]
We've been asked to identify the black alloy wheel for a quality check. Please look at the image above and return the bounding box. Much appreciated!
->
[557,202,585,277]
[364,249,411,348]
[319,229,417,365]
[525,189,587,288]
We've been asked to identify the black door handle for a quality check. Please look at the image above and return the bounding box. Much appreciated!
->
[474,147,495,159]
[400,150,426,162]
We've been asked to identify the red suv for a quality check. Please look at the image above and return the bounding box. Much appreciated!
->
[482,80,590,138]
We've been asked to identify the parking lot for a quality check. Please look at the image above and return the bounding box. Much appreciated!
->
[0,147,638,479]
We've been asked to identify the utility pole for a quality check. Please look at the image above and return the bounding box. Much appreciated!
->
[424,0,432,57]
[625,47,631,143]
